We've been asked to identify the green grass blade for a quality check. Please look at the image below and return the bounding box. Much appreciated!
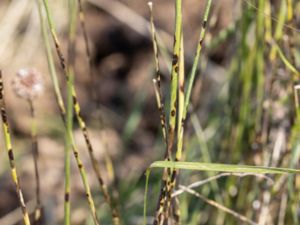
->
[184,0,212,119]
[150,161,300,174]
[274,42,299,76]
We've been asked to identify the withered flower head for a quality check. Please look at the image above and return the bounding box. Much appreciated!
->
[12,68,44,100]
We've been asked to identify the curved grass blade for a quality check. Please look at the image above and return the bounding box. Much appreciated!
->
[274,42,299,76]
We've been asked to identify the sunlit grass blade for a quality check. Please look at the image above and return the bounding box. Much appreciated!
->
[150,161,300,174]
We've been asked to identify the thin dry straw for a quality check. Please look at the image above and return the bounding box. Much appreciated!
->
[148,2,167,145]
[0,70,31,225]
[76,1,121,224]
[148,2,174,224]
[178,185,258,225]
[36,0,66,118]
[77,0,94,96]
[41,1,100,224]
[172,173,274,198]
[28,100,42,225]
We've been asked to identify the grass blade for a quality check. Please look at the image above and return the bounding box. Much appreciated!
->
[150,161,300,174]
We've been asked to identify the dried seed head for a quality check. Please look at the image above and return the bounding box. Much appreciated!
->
[12,68,44,100]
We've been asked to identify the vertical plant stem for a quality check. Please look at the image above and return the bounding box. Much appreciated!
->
[28,100,42,225]
[167,36,185,224]
[148,2,167,145]
[153,0,183,224]
[77,0,94,99]
[64,72,73,225]
[41,1,100,224]
[76,2,121,224]
[0,70,31,225]
[184,0,212,117]
[167,0,182,156]
[148,2,173,224]
[165,0,213,223]
[65,0,77,224]
[36,0,66,118]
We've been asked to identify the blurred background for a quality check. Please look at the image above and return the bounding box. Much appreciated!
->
[0,0,300,225]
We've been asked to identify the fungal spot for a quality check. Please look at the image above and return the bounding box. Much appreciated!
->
[78,111,84,119]
[1,108,7,123]
[74,152,78,158]
[156,69,160,77]
[181,118,185,126]
[78,164,83,169]
[174,214,180,222]
[8,149,14,161]
[171,110,176,117]
[174,66,179,73]
[199,39,203,45]
[65,193,70,202]
[98,177,104,185]
[172,171,177,180]
[172,54,178,65]
[72,96,77,105]
[202,20,207,28]
[180,85,184,92]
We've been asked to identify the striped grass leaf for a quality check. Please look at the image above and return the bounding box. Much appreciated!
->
[149,161,300,174]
